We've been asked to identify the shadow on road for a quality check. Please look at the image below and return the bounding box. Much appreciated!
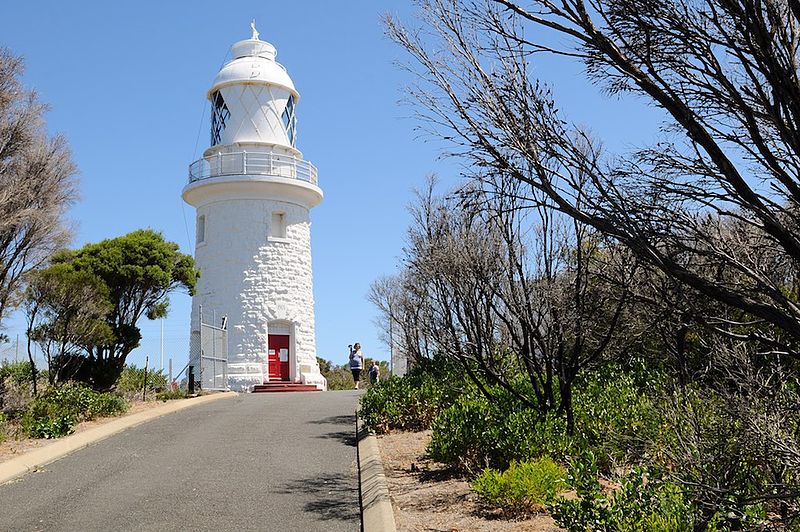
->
[316,430,357,447]
[278,473,360,522]
[309,414,356,426]
[309,414,357,447]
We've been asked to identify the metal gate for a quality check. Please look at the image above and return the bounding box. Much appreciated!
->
[190,307,228,391]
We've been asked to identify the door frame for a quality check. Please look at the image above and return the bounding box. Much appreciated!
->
[267,320,296,382]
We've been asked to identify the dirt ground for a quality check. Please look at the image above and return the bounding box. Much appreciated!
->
[0,399,167,464]
[376,430,564,532]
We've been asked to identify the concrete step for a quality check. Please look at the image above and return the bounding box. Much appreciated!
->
[252,382,320,393]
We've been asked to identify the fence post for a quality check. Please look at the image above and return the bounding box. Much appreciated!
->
[188,366,195,394]
[199,305,203,391]
[143,355,149,401]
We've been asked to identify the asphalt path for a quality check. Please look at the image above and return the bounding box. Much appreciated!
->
[0,390,362,531]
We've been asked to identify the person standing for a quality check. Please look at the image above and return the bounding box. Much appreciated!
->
[368,360,380,385]
[349,343,364,389]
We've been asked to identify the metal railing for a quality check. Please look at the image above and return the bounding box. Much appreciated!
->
[188,306,229,391]
[188,151,318,185]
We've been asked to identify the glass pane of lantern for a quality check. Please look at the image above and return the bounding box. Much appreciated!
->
[211,91,230,146]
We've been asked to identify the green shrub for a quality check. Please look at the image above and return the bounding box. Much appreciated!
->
[324,365,359,390]
[360,375,441,432]
[428,393,497,471]
[549,454,699,531]
[572,370,660,469]
[21,384,128,438]
[116,364,168,396]
[90,392,128,416]
[428,388,580,472]
[156,388,186,401]
[472,457,567,515]
[359,357,462,433]
[0,360,34,388]
[0,412,7,444]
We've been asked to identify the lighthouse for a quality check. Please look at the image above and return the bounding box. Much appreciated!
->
[183,23,326,391]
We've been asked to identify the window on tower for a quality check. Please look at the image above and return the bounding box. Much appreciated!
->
[270,212,287,240]
[210,91,230,146]
[281,95,297,146]
[197,215,206,244]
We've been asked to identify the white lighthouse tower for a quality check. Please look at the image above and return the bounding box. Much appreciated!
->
[183,23,326,391]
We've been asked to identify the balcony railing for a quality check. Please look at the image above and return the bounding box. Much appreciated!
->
[188,151,318,185]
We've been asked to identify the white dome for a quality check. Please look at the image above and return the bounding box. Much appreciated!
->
[209,38,298,100]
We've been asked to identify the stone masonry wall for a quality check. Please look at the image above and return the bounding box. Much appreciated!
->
[189,197,324,391]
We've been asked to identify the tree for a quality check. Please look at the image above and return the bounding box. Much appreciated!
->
[0,49,77,325]
[382,177,631,431]
[51,230,198,390]
[386,0,800,356]
[369,272,434,373]
[386,1,800,522]
[23,263,112,392]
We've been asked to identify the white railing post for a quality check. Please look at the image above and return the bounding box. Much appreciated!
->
[242,150,247,175]
[216,152,222,177]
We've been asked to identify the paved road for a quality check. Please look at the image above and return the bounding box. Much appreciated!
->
[0,391,362,531]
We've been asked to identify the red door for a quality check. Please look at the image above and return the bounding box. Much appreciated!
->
[267,334,290,381]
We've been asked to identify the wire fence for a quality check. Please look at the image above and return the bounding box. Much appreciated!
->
[189,308,228,391]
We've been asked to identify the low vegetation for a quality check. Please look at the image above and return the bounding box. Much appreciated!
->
[359,357,459,432]
[21,383,127,438]
[115,364,168,400]
[0,360,187,444]
[360,356,798,529]
[365,0,800,528]
[471,457,566,516]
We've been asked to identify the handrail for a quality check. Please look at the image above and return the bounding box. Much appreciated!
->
[188,151,318,185]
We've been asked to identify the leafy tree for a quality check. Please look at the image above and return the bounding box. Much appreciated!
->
[381,177,630,432]
[386,0,800,355]
[0,48,77,325]
[24,263,112,392]
[51,230,198,390]
[386,0,800,524]
[316,357,332,374]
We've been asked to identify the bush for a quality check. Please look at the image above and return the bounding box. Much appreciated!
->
[116,364,168,397]
[428,393,496,471]
[320,357,388,390]
[360,375,441,432]
[0,360,34,388]
[428,387,580,472]
[572,370,661,470]
[21,384,128,438]
[90,392,128,417]
[0,412,7,444]
[324,365,359,391]
[359,357,462,433]
[549,453,699,531]
[156,388,186,401]
[472,457,567,516]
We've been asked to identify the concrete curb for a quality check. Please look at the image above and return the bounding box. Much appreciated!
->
[0,391,236,486]
[356,411,397,532]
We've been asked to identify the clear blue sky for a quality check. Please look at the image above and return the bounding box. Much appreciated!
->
[0,1,660,372]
